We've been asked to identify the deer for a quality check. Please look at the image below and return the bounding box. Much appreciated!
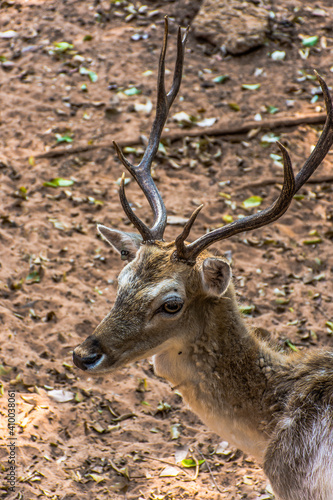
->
[73,18,333,500]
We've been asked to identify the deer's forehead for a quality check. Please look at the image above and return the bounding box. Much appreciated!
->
[118,247,174,282]
[117,250,186,301]
[140,278,183,301]
[118,266,181,296]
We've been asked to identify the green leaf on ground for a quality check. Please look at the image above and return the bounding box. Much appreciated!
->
[123,87,141,96]
[266,105,279,114]
[55,134,73,143]
[285,340,298,352]
[181,458,205,468]
[325,321,333,333]
[79,67,98,82]
[26,270,41,284]
[242,83,261,90]
[303,238,323,245]
[242,196,263,209]
[302,36,319,47]
[43,178,74,188]
[53,42,74,52]
[239,305,255,315]
[213,75,229,84]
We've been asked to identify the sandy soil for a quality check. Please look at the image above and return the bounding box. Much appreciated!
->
[0,1,332,499]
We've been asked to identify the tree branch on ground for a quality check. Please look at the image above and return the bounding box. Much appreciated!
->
[235,175,333,190]
[35,112,327,159]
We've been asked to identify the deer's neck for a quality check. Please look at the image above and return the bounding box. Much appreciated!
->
[153,285,288,461]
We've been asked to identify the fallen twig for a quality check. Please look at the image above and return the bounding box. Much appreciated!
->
[34,112,327,159]
[195,447,224,494]
[235,175,333,191]
[191,455,200,481]
[110,412,137,423]
[143,455,192,478]
[161,111,327,142]
[109,458,128,477]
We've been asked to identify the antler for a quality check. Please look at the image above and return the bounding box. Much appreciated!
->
[114,17,189,242]
[175,72,333,262]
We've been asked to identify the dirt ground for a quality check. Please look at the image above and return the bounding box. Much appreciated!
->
[0,0,332,499]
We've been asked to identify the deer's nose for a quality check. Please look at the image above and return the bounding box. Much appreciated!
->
[73,351,103,371]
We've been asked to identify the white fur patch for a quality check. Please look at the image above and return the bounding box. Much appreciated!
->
[117,265,135,288]
[144,279,179,300]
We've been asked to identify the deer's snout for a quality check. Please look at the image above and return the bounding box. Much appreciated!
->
[73,351,103,371]
[73,336,104,371]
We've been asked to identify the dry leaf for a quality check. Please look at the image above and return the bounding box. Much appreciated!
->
[160,466,179,477]
[47,389,74,403]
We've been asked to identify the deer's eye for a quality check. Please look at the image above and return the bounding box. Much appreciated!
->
[162,300,183,314]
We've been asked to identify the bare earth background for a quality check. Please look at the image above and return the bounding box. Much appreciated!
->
[0,0,332,499]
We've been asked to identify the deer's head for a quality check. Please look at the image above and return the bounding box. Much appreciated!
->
[73,18,333,374]
[73,236,232,373]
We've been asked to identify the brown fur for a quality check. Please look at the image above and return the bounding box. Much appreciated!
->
[73,242,333,500]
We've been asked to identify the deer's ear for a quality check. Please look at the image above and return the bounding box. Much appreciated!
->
[97,225,142,261]
[200,257,232,297]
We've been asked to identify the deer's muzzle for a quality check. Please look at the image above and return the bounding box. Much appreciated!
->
[73,335,106,372]
[73,351,104,371]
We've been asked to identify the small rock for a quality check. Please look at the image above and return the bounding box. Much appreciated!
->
[2,61,15,70]
[0,30,18,39]
[105,106,120,119]
[192,0,269,55]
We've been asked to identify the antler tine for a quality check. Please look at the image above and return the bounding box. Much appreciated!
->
[118,172,152,241]
[167,24,190,108]
[295,71,333,190]
[175,204,204,260]
[114,17,188,242]
[113,140,154,240]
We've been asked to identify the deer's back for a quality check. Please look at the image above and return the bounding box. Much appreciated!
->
[264,349,333,500]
